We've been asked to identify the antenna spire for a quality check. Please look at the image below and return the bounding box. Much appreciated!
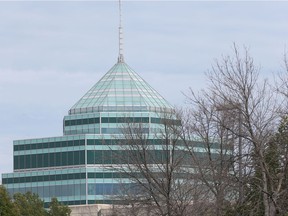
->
[118,0,124,63]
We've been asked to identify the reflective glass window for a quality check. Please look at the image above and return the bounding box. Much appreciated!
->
[62,152,68,166]
[55,141,61,148]
[87,139,94,145]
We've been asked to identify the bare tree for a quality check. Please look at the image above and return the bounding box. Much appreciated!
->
[111,113,206,216]
[107,45,288,216]
[178,96,239,216]
[184,44,284,216]
[276,52,288,100]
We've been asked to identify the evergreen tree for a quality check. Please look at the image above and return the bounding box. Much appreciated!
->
[267,116,288,214]
[0,186,16,216]
[13,192,47,216]
[48,197,71,216]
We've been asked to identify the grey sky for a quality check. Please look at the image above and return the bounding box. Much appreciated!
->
[0,1,288,181]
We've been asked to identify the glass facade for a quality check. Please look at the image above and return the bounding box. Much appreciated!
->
[1,61,185,206]
[14,150,85,169]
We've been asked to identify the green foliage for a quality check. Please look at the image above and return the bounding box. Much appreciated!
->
[238,116,288,215]
[0,186,17,216]
[0,186,72,216]
[48,197,71,216]
[223,116,288,215]
[272,116,288,214]
[13,192,47,216]
[265,116,288,179]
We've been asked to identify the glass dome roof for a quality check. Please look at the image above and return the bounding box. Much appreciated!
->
[69,62,173,115]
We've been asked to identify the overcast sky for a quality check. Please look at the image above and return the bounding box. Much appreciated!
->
[1,1,288,182]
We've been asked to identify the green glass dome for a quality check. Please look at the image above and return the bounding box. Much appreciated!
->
[69,62,173,115]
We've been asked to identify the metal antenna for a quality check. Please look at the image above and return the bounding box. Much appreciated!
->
[118,0,124,63]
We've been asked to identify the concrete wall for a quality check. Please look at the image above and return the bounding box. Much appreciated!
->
[70,204,112,216]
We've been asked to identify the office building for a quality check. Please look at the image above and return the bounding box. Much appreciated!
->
[1,51,177,205]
